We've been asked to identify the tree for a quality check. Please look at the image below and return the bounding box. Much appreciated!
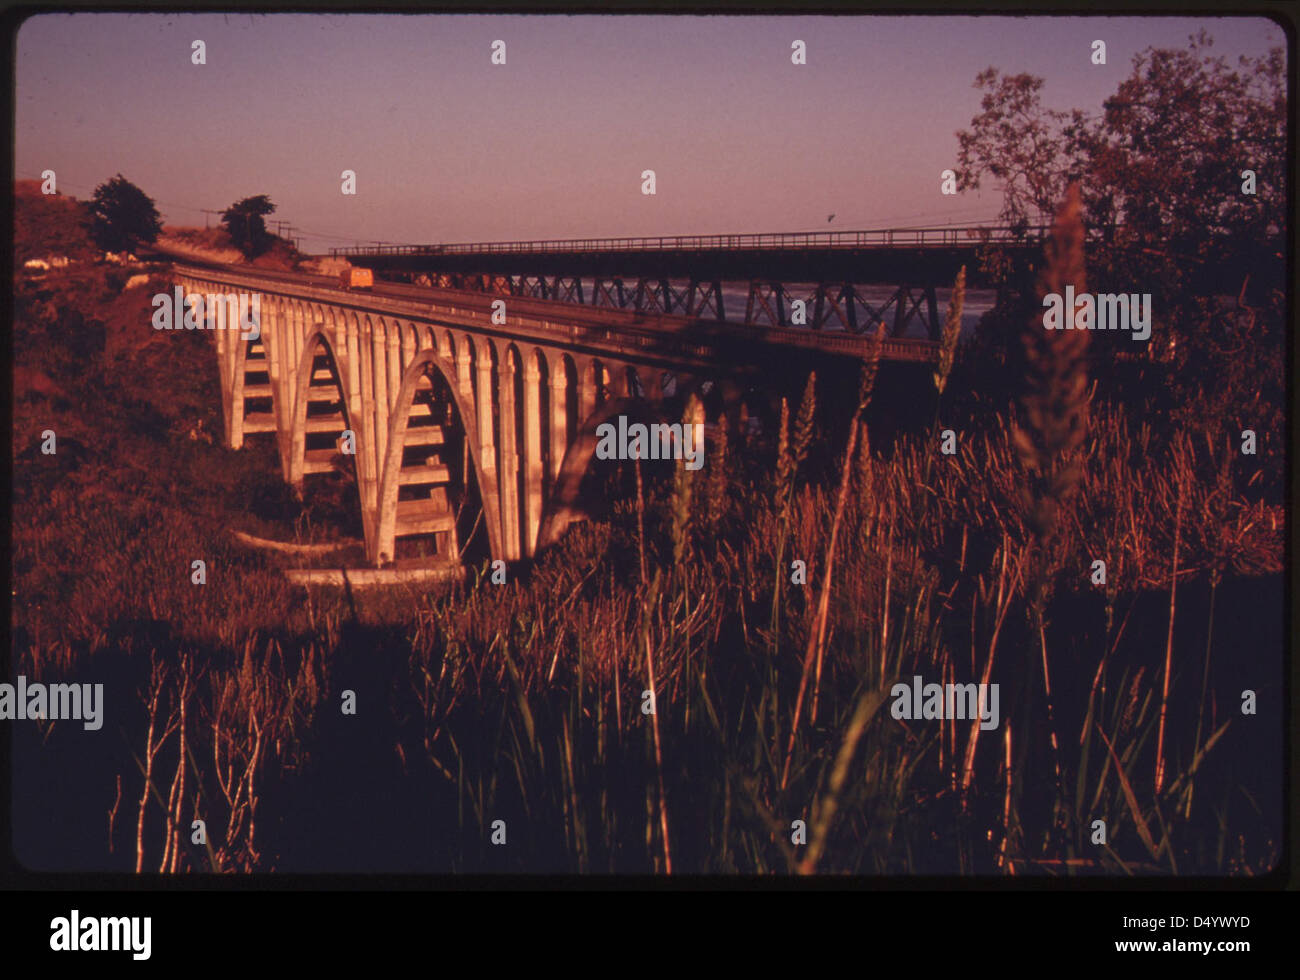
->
[955,69,1089,230]
[89,174,162,254]
[1084,33,1284,298]
[222,195,277,258]
[953,33,1285,485]
[956,33,1284,299]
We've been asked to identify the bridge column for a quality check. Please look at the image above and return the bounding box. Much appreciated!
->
[455,342,474,408]
[475,342,498,496]
[265,302,291,480]
[284,306,300,439]
[548,357,567,485]
[522,355,543,556]
[281,304,299,480]
[341,313,361,425]
[386,324,402,414]
[497,354,521,560]
[399,322,415,373]
[230,340,248,450]
[579,359,597,423]
[348,315,379,548]
[213,292,231,445]
[610,364,630,399]
[263,301,281,422]
[222,295,252,448]
[371,320,390,486]
[341,316,362,438]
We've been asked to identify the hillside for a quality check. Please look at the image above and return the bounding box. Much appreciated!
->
[156,224,304,271]
[15,180,311,271]
[13,179,99,265]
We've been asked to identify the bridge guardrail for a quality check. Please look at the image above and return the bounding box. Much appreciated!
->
[331,225,1054,258]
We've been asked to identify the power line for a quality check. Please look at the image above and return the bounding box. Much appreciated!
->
[18,171,1028,254]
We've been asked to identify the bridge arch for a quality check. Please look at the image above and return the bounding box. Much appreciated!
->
[375,347,502,564]
[551,353,578,484]
[365,315,392,479]
[227,301,279,452]
[288,325,358,490]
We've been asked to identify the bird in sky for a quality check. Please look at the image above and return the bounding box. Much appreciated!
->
[827,213,836,223]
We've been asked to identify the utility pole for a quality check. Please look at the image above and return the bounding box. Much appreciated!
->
[200,208,223,230]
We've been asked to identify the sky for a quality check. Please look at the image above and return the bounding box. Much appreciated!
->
[14,13,1287,254]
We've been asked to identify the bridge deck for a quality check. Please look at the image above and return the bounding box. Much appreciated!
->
[171,260,940,366]
[177,257,936,569]
[332,225,1049,288]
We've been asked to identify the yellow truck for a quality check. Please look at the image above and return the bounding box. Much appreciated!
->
[339,267,374,290]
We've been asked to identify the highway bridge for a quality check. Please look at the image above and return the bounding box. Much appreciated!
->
[172,258,937,570]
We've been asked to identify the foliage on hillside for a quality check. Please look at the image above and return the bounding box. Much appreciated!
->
[157,224,301,270]
[13,180,98,265]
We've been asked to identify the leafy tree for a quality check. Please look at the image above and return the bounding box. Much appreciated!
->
[89,174,162,254]
[222,195,277,257]
[1084,34,1284,276]
[953,32,1285,465]
[956,69,1090,230]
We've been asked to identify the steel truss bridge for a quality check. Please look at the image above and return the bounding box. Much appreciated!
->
[332,225,1049,338]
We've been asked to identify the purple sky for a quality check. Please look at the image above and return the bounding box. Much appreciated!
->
[15,14,1286,253]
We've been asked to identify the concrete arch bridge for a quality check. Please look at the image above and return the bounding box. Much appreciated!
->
[174,263,937,569]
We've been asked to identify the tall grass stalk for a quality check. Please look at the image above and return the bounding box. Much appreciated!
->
[782,404,865,788]
[797,688,885,874]
[1011,182,1091,828]
[771,375,816,658]
[641,572,672,873]
[1154,478,1184,795]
